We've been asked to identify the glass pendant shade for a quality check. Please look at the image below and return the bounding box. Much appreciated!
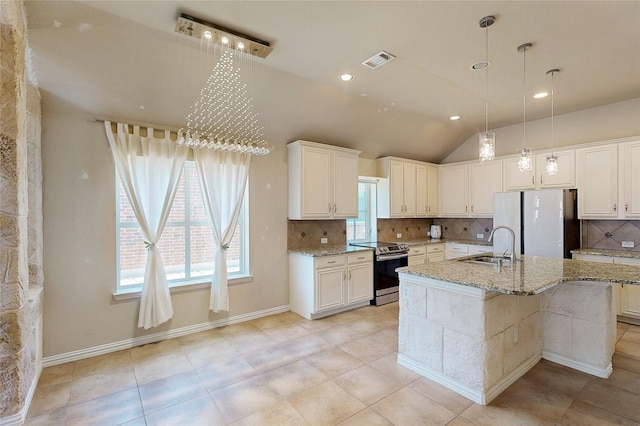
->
[546,154,559,175]
[479,132,495,163]
[517,148,533,172]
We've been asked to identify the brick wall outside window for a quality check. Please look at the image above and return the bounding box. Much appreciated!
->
[117,164,244,287]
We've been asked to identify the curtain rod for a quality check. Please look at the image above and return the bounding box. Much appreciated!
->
[89,117,182,134]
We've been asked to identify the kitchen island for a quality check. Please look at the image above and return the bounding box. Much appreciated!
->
[396,255,640,405]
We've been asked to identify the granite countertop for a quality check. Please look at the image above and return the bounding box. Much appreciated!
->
[571,248,640,260]
[397,254,640,296]
[400,238,492,247]
[288,245,373,257]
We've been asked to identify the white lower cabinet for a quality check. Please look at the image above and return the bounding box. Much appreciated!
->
[427,244,445,263]
[445,243,469,260]
[408,245,427,266]
[290,251,373,319]
[469,245,493,255]
[573,253,640,321]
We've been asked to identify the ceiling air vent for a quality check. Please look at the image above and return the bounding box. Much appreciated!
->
[361,50,396,70]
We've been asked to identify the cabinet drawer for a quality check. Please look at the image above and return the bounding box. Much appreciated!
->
[445,243,469,254]
[315,256,345,269]
[427,244,444,253]
[409,246,427,256]
[348,251,373,264]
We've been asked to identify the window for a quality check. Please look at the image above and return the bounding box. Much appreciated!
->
[116,162,249,293]
[346,179,377,242]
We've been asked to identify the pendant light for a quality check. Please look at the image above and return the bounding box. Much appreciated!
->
[517,43,533,172]
[478,15,496,164]
[546,68,560,175]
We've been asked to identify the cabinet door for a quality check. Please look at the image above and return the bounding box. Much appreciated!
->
[536,150,575,188]
[577,145,618,218]
[427,252,445,263]
[389,160,405,217]
[622,141,640,218]
[469,161,503,217]
[440,164,469,216]
[301,147,332,218]
[333,151,359,218]
[416,164,428,217]
[403,162,417,217]
[347,262,373,304]
[426,165,439,216]
[503,157,536,191]
[316,267,345,312]
[615,257,640,319]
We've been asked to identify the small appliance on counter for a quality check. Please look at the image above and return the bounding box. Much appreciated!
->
[430,225,442,239]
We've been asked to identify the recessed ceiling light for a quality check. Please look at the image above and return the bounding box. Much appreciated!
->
[203,30,212,39]
[221,36,229,44]
[534,92,549,99]
[236,42,245,50]
[450,115,461,121]
[471,60,491,70]
[339,74,355,82]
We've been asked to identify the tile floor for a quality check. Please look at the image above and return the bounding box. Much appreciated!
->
[26,303,640,425]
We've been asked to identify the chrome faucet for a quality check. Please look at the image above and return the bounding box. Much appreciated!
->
[488,226,517,263]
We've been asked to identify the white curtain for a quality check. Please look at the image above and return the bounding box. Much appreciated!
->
[105,122,188,329]
[194,149,251,312]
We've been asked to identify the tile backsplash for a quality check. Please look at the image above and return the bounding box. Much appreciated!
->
[376,218,433,241]
[433,218,494,241]
[581,220,640,252]
[288,220,346,250]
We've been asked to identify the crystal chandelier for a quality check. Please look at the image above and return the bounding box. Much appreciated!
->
[546,68,560,175]
[517,43,533,172]
[478,15,496,164]
[175,14,271,155]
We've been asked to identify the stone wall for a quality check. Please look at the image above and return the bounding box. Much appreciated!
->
[1,0,43,422]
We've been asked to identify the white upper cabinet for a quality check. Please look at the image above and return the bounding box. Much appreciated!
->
[440,161,502,217]
[469,161,503,217]
[440,163,469,217]
[416,164,439,217]
[535,150,576,188]
[288,140,360,220]
[377,157,437,218]
[621,140,640,218]
[503,156,537,191]
[577,144,618,218]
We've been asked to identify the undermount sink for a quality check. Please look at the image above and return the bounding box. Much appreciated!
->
[458,254,521,266]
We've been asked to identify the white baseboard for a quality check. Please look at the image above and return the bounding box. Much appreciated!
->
[542,350,613,378]
[397,352,541,405]
[42,305,290,367]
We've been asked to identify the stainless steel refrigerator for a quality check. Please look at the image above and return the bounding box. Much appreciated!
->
[493,189,580,259]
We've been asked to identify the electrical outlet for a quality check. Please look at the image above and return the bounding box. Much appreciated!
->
[477,233,484,239]
[397,233,402,238]
[621,241,635,248]
[320,238,328,244]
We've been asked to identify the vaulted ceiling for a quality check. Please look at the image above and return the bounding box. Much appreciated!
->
[25,1,640,163]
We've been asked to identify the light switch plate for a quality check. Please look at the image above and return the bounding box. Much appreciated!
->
[477,233,484,239]
[621,241,635,248]
[320,238,328,244]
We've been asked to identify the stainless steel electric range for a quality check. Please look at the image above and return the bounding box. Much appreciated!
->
[349,241,409,305]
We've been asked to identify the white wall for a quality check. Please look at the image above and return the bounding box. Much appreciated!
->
[442,98,640,163]
[41,99,289,357]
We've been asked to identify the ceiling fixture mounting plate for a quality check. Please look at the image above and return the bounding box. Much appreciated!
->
[175,13,273,58]
[361,50,396,70]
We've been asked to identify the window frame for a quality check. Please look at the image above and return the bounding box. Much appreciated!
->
[346,177,378,243]
[114,161,251,297]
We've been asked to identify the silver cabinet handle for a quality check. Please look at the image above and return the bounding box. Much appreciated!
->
[613,203,617,212]
[348,271,351,280]
[471,205,474,213]
[625,203,629,212]
[328,203,332,213]
[334,203,337,213]
[540,175,544,185]
[327,260,336,264]
[465,205,468,213]
[531,176,535,185]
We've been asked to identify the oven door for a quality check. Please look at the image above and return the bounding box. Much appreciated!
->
[375,252,408,296]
